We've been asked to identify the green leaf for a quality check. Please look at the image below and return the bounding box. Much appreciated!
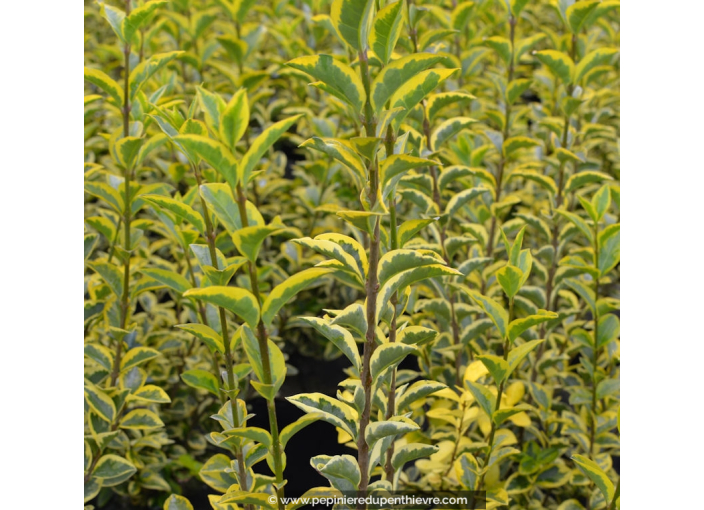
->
[261,267,334,326]
[555,209,594,243]
[484,36,512,64]
[477,355,509,384]
[90,261,123,298]
[139,268,191,294]
[444,187,490,217]
[370,53,443,113]
[380,155,435,199]
[597,314,620,348]
[427,91,475,121]
[398,218,436,247]
[238,114,303,185]
[84,381,116,423]
[565,170,613,193]
[287,393,358,438]
[377,249,444,288]
[163,494,194,510]
[300,137,367,191]
[121,346,160,372]
[574,48,619,84]
[496,264,524,298]
[465,380,496,417]
[174,135,238,188]
[232,224,282,263]
[571,454,615,503]
[365,417,419,448]
[142,194,205,234]
[370,0,405,65]
[565,278,596,313]
[392,443,439,470]
[223,427,272,448]
[300,317,361,373]
[100,3,126,42]
[120,409,164,430]
[397,325,437,346]
[370,343,417,379]
[85,181,124,214]
[566,0,600,33]
[196,86,226,134]
[598,223,620,275]
[508,168,557,195]
[311,454,361,493]
[183,286,260,329]
[330,0,375,51]
[93,455,136,486]
[591,185,611,221]
[503,136,541,157]
[219,88,249,151]
[198,183,240,234]
[181,369,220,396]
[84,67,124,105]
[241,325,287,393]
[115,136,145,170]
[397,381,446,411]
[493,405,531,426]
[390,69,458,126]
[430,117,477,151]
[294,237,364,282]
[507,339,544,376]
[131,385,171,404]
[176,324,225,354]
[122,0,167,44]
[218,492,276,510]
[535,50,575,85]
[508,310,558,343]
[287,55,365,112]
[376,264,462,322]
[129,51,183,100]
[465,289,509,339]
[281,414,323,448]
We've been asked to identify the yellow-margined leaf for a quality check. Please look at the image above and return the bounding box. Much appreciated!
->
[120,409,165,430]
[176,323,225,354]
[84,67,124,105]
[238,114,303,185]
[181,369,220,395]
[534,50,575,85]
[142,194,205,234]
[316,233,369,277]
[380,155,436,199]
[121,346,161,372]
[370,0,405,65]
[129,51,183,100]
[574,48,619,85]
[571,454,615,503]
[370,53,443,113]
[300,317,361,373]
[330,0,375,52]
[163,494,194,510]
[508,311,557,343]
[444,187,490,217]
[174,135,238,188]
[427,91,475,121]
[184,286,260,328]
[122,0,167,44]
[293,237,364,282]
[261,267,334,325]
[131,384,171,404]
[286,393,358,438]
[430,117,477,151]
[566,0,600,33]
[219,88,249,151]
[139,268,191,294]
[287,55,365,112]
[300,137,366,191]
[93,455,136,486]
[84,381,116,423]
[232,224,283,263]
[463,288,509,339]
[377,249,445,288]
[390,68,458,126]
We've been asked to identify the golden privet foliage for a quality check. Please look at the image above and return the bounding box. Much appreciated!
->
[84,0,620,509]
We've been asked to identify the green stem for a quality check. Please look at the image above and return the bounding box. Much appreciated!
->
[357,48,380,510]
[234,182,285,510]
[589,221,600,459]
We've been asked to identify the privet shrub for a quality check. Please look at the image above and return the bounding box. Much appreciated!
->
[84,0,620,509]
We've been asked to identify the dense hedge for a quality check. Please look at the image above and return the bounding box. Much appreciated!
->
[84,1,620,509]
